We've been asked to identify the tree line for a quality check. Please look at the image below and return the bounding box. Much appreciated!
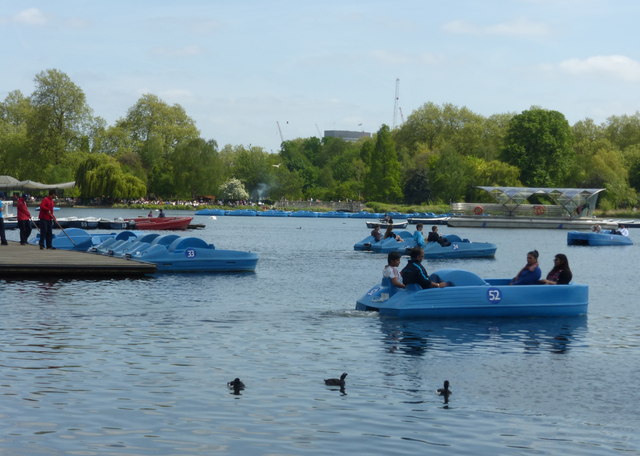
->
[1,68,640,209]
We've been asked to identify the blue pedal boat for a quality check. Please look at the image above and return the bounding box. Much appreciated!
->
[30,228,138,251]
[90,233,258,272]
[128,236,258,272]
[420,235,497,259]
[567,230,633,246]
[356,269,588,318]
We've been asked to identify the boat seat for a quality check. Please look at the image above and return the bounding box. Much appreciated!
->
[381,277,401,296]
[115,230,139,241]
[150,234,181,246]
[138,233,160,243]
[431,269,488,286]
[444,234,463,243]
[168,236,213,252]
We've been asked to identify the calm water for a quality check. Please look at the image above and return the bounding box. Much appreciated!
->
[1,208,638,455]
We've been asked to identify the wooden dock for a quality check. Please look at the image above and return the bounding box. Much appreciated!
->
[0,241,156,277]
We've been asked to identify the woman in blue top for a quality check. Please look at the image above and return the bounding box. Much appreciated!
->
[510,250,541,285]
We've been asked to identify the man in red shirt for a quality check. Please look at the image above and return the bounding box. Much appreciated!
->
[17,194,32,245]
[38,190,56,250]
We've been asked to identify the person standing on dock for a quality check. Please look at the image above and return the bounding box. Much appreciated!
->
[17,195,32,245]
[0,199,8,245]
[38,190,56,250]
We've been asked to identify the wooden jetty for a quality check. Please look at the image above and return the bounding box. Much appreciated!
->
[0,241,156,277]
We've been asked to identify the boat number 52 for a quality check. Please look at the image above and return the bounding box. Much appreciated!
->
[487,287,502,303]
[185,248,197,259]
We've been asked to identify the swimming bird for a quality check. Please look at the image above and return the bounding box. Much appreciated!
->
[228,378,245,392]
[437,380,451,396]
[324,372,347,387]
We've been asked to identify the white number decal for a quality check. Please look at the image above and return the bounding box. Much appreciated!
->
[487,288,502,303]
[185,248,196,258]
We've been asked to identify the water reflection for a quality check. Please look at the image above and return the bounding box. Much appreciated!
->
[378,316,588,356]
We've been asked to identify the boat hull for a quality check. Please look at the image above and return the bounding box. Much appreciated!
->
[356,269,588,318]
[447,216,617,230]
[126,216,193,230]
[366,221,408,229]
[91,233,259,273]
[567,230,633,246]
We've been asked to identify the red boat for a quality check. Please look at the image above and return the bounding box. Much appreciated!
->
[126,216,193,230]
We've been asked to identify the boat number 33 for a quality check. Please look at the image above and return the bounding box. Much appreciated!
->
[486,287,502,303]
[185,248,197,259]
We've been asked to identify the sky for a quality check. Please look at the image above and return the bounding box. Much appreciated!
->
[2,0,640,153]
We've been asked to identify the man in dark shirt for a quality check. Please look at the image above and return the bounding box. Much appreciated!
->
[401,247,449,289]
[426,225,451,246]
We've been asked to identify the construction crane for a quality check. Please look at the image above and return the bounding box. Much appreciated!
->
[276,121,284,143]
[393,78,400,129]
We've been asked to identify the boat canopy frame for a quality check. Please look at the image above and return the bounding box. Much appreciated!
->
[476,186,605,217]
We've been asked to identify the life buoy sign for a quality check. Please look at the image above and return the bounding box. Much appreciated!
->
[534,205,545,216]
[473,206,484,215]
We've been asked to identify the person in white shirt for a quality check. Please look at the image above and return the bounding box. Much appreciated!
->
[383,251,406,289]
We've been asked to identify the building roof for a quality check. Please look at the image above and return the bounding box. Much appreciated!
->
[0,175,75,190]
[476,186,606,216]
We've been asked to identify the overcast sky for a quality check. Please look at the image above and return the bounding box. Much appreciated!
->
[2,0,640,152]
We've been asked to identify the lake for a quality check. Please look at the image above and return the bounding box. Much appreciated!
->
[1,208,638,455]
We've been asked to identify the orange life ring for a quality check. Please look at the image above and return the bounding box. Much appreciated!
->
[534,205,545,216]
[473,206,484,215]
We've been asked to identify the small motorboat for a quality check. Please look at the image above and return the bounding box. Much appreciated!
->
[97,218,136,230]
[63,217,101,229]
[126,216,193,230]
[365,220,408,229]
[567,230,633,246]
[356,269,588,318]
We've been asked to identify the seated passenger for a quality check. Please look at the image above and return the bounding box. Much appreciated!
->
[427,225,451,247]
[413,223,426,248]
[384,225,402,242]
[383,251,405,289]
[510,249,541,285]
[540,253,572,285]
[370,225,382,242]
[618,224,629,236]
[401,247,449,289]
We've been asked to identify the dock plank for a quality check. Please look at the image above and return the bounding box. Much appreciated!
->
[0,241,156,277]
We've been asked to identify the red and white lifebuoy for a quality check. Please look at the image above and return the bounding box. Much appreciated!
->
[473,206,484,215]
[533,205,545,216]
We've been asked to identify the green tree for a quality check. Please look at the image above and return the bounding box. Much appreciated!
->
[27,69,95,169]
[0,91,31,178]
[501,108,575,187]
[170,138,222,198]
[75,154,146,199]
[366,125,402,202]
[116,94,200,196]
